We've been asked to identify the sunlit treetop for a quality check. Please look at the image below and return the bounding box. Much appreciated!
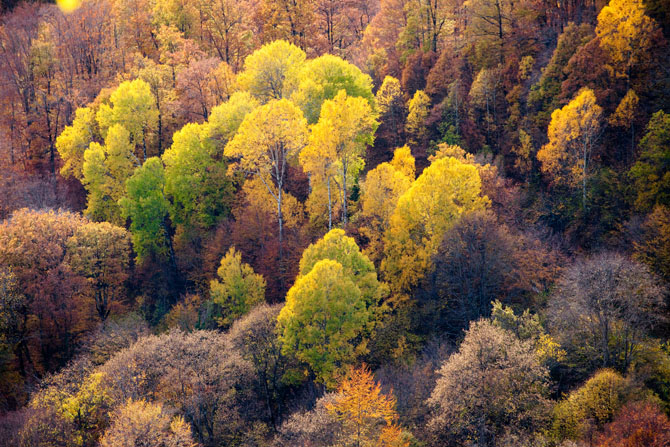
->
[57,0,82,13]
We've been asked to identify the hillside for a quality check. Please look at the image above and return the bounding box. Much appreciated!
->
[1,0,670,445]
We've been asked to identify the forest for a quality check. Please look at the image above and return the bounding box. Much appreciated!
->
[0,0,670,445]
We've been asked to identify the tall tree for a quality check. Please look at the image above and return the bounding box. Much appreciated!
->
[548,253,666,374]
[303,90,378,226]
[209,247,266,328]
[225,99,308,250]
[428,320,551,446]
[82,124,140,224]
[537,88,603,208]
[96,79,159,162]
[119,157,174,267]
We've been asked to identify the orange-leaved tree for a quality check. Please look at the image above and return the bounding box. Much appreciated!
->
[327,364,409,447]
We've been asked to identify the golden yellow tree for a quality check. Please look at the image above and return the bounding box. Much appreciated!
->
[405,90,430,147]
[225,98,308,247]
[301,90,378,227]
[596,0,660,83]
[382,156,489,295]
[609,89,639,160]
[359,146,415,263]
[536,88,602,208]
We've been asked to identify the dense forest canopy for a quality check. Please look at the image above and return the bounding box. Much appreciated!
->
[1,0,670,445]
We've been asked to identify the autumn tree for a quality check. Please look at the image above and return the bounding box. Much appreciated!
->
[299,228,388,307]
[0,209,88,375]
[548,253,666,374]
[405,89,430,148]
[537,88,603,208]
[96,78,159,162]
[225,98,308,248]
[382,156,488,296]
[290,54,375,124]
[376,76,406,145]
[634,205,670,282]
[327,364,409,447]
[609,89,639,162]
[428,320,551,446]
[595,400,670,447]
[202,91,259,154]
[236,40,306,102]
[596,0,661,84]
[552,369,642,443]
[228,304,292,428]
[100,399,196,447]
[56,107,97,181]
[162,122,234,233]
[65,222,131,322]
[424,211,543,334]
[209,247,266,328]
[300,90,377,227]
[359,146,414,263]
[99,330,257,446]
[82,124,139,224]
[278,259,375,387]
[629,110,670,212]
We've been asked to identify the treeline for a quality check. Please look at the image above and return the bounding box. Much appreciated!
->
[0,0,670,446]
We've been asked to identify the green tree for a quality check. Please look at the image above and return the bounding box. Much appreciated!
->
[290,54,375,124]
[56,107,97,181]
[210,247,266,328]
[82,124,140,225]
[630,110,670,211]
[119,157,174,266]
[278,259,374,387]
[299,228,388,308]
[163,122,234,232]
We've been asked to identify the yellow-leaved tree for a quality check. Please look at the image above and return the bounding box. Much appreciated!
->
[382,156,489,296]
[300,90,378,228]
[536,88,602,208]
[225,98,308,248]
[359,146,415,264]
[596,0,660,83]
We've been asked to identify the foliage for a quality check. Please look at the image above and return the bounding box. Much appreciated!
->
[630,111,670,211]
[100,399,196,447]
[291,54,375,124]
[548,253,665,375]
[119,157,172,264]
[209,247,266,328]
[382,156,489,295]
[278,259,375,387]
[428,320,551,446]
[537,88,603,207]
[326,364,409,447]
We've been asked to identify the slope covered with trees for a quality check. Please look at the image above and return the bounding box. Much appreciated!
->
[1,0,670,445]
